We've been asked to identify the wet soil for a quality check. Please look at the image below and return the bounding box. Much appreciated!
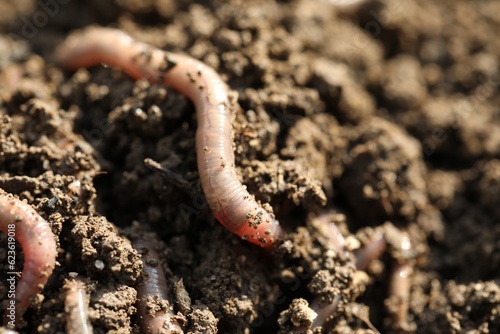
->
[0,0,499,333]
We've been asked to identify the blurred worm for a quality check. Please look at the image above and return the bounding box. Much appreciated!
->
[133,239,183,334]
[354,230,386,271]
[54,27,284,247]
[0,191,57,327]
[310,214,405,332]
[64,275,93,334]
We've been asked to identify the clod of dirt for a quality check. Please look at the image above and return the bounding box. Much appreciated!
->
[312,58,375,123]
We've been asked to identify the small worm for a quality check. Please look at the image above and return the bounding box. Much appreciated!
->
[309,213,346,328]
[316,224,412,331]
[54,27,284,247]
[64,275,93,334]
[133,238,183,334]
[310,295,341,329]
[0,191,57,326]
[354,231,386,271]
[386,231,413,331]
[388,261,412,331]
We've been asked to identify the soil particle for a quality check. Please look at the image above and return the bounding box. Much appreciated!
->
[90,281,138,333]
[189,226,280,333]
[398,96,500,163]
[282,114,347,196]
[378,55,427,109]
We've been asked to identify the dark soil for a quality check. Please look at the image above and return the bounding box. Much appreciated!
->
[0,0,499,333]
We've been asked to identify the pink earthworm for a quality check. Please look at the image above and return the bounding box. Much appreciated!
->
[133,239,183,334]
[388,261,412,330]
[0,191,57,327]
[54,27,284,247]
[354,230,386,271]
[64,275,93,334]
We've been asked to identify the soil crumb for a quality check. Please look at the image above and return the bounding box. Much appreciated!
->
[0,0,499,333]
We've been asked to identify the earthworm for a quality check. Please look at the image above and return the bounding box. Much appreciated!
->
[0,191,57,327]
[354,230,386,271]
[386,231,413,331]
[54,27,284,247]
[64,275,93,334]
[388,261,412,330]
[309,214,346,328]
[310,295,341,329]
[311,212,346,251]
[133,238,183,334]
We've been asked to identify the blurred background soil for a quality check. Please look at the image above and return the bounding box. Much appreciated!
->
[0,0,499,333]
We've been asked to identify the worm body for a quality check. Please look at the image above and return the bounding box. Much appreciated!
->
[354,231,386,271]
[0,191,57,326]
[64,276,93,334]
[133,239,183,334]
[386,231,412,331]
[54,27,283,247]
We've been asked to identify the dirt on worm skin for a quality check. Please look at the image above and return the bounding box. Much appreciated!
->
[0,0,499,333]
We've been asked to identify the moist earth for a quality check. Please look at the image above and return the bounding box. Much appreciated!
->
[0,0,499,333]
